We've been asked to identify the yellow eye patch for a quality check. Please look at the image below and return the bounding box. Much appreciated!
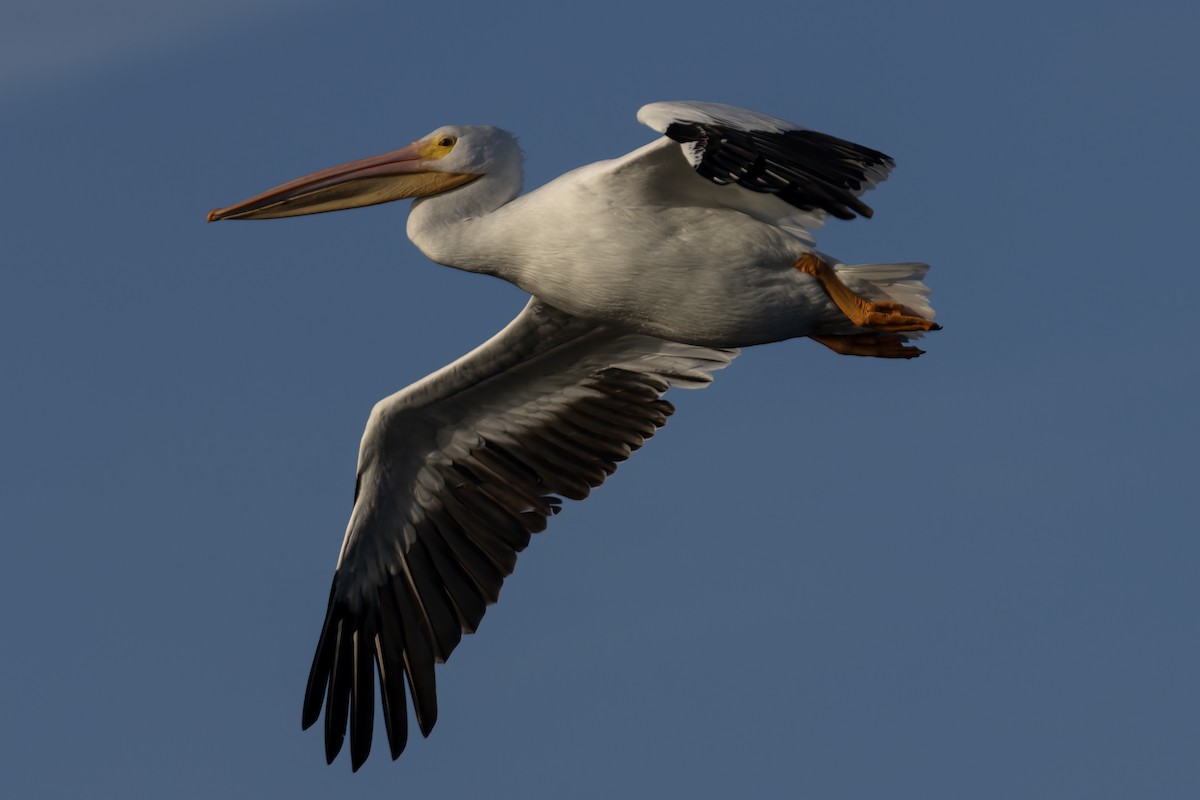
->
[418,135,458,159]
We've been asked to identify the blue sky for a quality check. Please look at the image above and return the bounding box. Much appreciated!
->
[3,0,1198,797]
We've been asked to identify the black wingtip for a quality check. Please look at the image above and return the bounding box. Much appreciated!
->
[669,120,893,221]
[323,620,351,765]
[387,577,440,740]
[348,627,376,771]
[324,733,343,765]
[302,584,340,731]
[376,608,411,760]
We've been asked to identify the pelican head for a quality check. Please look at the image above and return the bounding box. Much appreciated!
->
[208,125,519,222]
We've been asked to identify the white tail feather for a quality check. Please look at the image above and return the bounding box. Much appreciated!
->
[831,261,935,321]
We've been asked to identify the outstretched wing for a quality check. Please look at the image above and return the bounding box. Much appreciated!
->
[637,100,895,221]
[303,298,737,769]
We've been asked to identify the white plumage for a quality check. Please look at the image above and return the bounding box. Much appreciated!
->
[209,100,938,769]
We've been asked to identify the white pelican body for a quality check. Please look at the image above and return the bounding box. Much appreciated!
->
[409,138,839,346]
[210,101,938,769]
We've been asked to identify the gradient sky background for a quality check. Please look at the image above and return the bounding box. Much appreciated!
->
[4,1,1198,797]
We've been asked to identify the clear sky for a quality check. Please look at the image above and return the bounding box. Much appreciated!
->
[3,0,1198,797]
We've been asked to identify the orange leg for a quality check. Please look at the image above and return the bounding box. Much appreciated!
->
[809,333,925,359]
[794,253,940,333]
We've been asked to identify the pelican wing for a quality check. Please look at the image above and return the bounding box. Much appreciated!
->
[303,298,736,769]
[637,100,895,220]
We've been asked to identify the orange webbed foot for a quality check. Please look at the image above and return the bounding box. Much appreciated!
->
[809,333,925,359]
[794,253,940,333]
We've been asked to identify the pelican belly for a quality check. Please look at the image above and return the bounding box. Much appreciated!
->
[487,194,841,347]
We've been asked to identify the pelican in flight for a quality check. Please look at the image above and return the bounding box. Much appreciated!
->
[210,101,938,769]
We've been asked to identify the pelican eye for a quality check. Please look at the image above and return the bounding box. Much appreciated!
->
[419,135,459,159]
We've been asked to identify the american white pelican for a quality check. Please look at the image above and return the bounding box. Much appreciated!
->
[209,101,938,769]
